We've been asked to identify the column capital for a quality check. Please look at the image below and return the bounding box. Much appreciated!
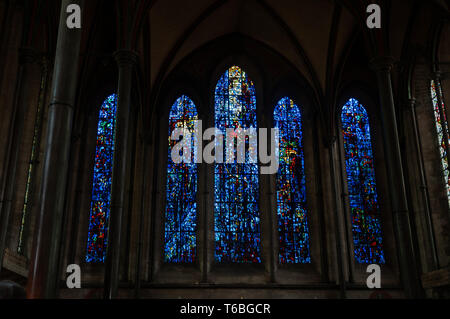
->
[369,56,395,73]
[18,47,38,65]
[113,50,138,68]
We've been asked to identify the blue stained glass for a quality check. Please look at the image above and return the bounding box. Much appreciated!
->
[86,94,118,263]
[214,66,261,263]
[164,95,198,263]
[341,98,385,264]
[274,97,311,264]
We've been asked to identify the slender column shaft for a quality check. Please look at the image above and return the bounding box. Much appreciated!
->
[134,137,148,298]
[27,0,83,299]
[370,57,421,298]
[328,139,347,299]
[408,98,439,270]
[0,48,37,270]
[103,50,137,299]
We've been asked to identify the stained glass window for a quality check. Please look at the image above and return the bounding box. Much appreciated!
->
[274,97,311,264]
[214,66,261,263]
[164,95,198,263]
[341,98,385,264]
[86,94,118,263]
[430,80,450,207]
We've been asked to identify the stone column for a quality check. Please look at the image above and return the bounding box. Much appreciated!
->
[408,98,439,270]
[370,57,421,298]
[103,50,137,299]
[27,0,83,299]
[328,138,347,299]
[0,48,37,271]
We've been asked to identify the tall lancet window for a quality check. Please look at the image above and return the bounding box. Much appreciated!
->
[164,95,198,263]
[274,97,311,264]
[214,66,261,263]
[430,80,450,207]
[341,98,385,264]
[86,94,118,263]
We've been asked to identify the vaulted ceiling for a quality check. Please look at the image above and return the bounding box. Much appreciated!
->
[145,0,447,93]
[150,0,352,97]
[11,0,450,125]
[16,0,449,91]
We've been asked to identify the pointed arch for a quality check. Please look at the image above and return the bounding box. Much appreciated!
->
[164,95,198,263]
[274,97,311,264]
[86,94,118,263]
[214,66,261,263]
[341,98,385,264]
